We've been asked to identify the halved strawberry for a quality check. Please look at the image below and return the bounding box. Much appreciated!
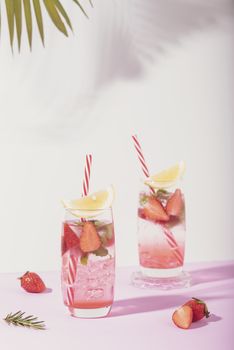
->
[63,222,80,254]
[172,305,193,329]
[141,196,169,222]
[80,222,101,253]
[166,189,184,217]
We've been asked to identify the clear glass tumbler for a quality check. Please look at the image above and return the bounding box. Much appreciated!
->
[132,178,190,289]
[61,207,115,318]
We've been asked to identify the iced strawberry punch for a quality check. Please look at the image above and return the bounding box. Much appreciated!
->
[137,162,186,278]
[61,185,115,318]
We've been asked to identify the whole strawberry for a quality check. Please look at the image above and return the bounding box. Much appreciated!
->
[19,271,46,293]
[184,297,210,322]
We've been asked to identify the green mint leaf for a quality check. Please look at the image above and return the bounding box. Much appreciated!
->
[92,220,104,227]
[156,189,171,201]
[157,189,170,196]
[139,194,148,206]
[98,224,113,247]
[105,224,113,240]
[93,246,108,257]
[100,235,108,246]
[73,221,84,227]
[80,254,88,265]
[157,189,168,194]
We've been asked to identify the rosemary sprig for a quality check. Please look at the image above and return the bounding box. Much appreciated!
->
[4,311,46,330]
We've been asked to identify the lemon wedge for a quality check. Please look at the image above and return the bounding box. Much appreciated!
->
[62,185,115,217]
[145,161,185,189]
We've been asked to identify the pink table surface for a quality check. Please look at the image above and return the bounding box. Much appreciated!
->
[0,261,234,350]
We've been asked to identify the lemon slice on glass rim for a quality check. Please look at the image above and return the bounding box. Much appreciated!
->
[144,161,185,189]
[62,185,115,218]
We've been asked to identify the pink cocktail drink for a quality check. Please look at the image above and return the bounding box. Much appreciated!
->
[131,136,188,286]
[138,184,186,278]
[61,209,115,318]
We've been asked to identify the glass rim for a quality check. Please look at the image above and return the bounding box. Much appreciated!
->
[140,179,184,190]
[64,206,112,212]
[140,178,184,183]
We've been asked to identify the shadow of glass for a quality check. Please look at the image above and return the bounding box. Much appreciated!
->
[110,285,233,318]
[190,263,234,286]
[110,295,186,317]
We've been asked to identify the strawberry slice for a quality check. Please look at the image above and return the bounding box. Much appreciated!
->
[141,196,169,222]
[80,222,101,253]
[166,189,184,217]
[63,222,80,253]
[172,305,193,329]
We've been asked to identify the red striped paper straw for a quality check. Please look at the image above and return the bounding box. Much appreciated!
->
[67,255,78,306]
[163,226,183,265]
[131,135,183,264]
[67,154,93,307]
[132,135,150,178]
[82,154,92,196]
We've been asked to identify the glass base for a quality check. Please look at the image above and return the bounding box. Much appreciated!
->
[131,270,191,290]
[141,266,183,278]
[68,305,112,318]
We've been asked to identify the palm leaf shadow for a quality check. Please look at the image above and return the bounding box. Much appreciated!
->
[93,0,234,87]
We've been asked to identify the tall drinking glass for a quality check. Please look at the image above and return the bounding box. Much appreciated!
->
[61,207,115,318]
[132,177,190,289]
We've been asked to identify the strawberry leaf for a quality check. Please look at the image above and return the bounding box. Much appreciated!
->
[192,297,204,304]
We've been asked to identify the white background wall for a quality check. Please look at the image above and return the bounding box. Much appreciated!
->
[0,0,233,272]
